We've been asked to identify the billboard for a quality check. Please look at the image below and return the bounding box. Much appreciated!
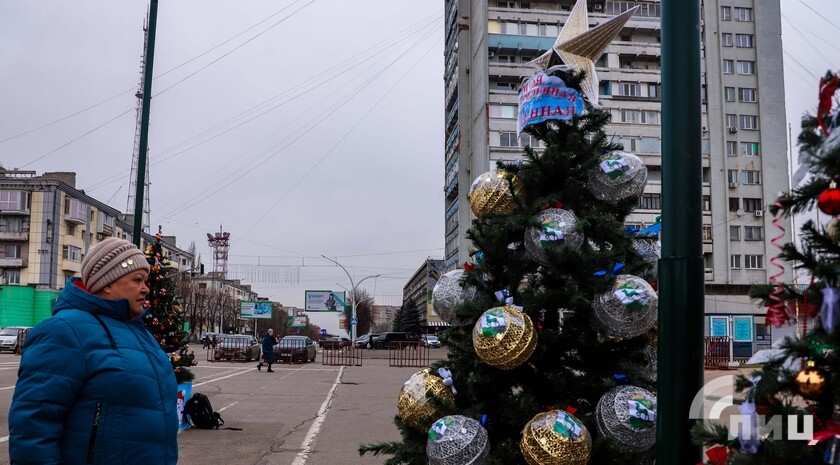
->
[305,290,347,312]
[290,315,308,328]
[240,301,273,319]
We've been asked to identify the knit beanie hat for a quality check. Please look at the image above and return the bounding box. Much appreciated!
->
[81,237,150,294]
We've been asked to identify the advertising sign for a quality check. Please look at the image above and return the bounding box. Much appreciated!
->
[710,317,728,337]
[290,315,308,328]
[240,301,273,319]
[733,316,754,342]
[305,290,347,312]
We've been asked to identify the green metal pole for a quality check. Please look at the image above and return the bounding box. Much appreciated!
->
[658,0,704,463]
[133,0,158,247]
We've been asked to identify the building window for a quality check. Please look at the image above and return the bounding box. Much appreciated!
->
[729,197,740,212]
[723,59,734,74]
[65,198,87,221]
[734,7,753,21]
[639,136,660,153]
[500,132,517,147]
[4,244,21,258]
[702,225,713,241]
[725,114,738,128]
[739,115,758,130]
[703,195,711,211]
[742,170,761,185]
[722,33,733,47]
[0,216,28,233]
[726,141,737,157]
[620,83,641,97]
[0,190,28,211]
[2,269,20,285]
[738,88,757,102]
[519,133,540,148]
[735,34,754,48]
[621,109,640,123]
[490,104,517,118]
[730,254,741,269]
[742,142,760,156]
[648,83,660,99]
[743,198,763,212]
[727,170,739,183]
[730,225,741,240]
[744,226,763,241]
[62,245,82,262]
[724,87,735,101]
[744,254,764,269]
[721,6,732,20]
[638,193,662,210]
[641,110,660,124]
[737,60,756,75]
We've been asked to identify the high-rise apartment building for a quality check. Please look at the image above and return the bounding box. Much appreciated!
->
[443,0,791,356]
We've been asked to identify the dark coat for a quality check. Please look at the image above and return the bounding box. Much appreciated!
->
[9,278,178,464]
[262,333,277,363]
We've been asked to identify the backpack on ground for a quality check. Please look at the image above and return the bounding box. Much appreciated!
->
[185,393,224,429]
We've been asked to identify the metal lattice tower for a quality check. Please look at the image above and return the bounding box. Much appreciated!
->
[126,13,151,233]
[207,225,231,278]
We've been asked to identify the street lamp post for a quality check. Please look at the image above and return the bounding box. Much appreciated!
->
[321,255,380,341]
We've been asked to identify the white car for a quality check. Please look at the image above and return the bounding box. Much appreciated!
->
[0,327,30,353]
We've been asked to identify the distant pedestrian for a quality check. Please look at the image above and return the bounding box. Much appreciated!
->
[257,328,277,372]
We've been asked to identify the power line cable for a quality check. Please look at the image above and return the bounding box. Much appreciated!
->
[797,0,840,33]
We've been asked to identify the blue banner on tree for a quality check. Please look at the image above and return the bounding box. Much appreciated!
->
[518,72,584,134]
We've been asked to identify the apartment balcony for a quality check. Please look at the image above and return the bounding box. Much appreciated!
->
[0,258,27,267]
[65,211,87,225]
[0,230,28,241]
[0,206,29,216]
[705,268,714,281]
[489,62,533,80]
[703,242,713,254]
[62,258,82,273]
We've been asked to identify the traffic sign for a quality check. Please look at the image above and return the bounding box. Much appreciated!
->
[350,317,358,325]
[320,329,327,335]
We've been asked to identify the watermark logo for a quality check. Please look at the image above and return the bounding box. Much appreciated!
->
[690,375,815,443]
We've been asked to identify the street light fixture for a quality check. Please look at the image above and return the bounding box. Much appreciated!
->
[321,255,380,341]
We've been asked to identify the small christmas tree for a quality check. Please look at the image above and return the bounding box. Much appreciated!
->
[692,70,840,464]
[361,64,660,464]
[144,228,196,384]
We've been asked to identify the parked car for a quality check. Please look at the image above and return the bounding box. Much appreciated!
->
[423,335,442,348]
[213,335,261,362]
[275,336,317,363]
[0,327,31,353]
[354,333,379,349]
[322,336,351,349]
[372,332,417,350]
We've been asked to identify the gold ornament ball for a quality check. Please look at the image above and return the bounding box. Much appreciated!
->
[397,369,456,432]
[795,361,827,400]
[472,306,537,370]
[520,410,592,465]
[468,170,524,219]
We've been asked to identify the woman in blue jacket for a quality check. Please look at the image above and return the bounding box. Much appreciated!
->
[9,238,178,465]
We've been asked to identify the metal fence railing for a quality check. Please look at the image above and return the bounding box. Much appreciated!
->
[210,336,259,363]
[388,341,429,367]
[275,338,315,365]
[322,345,363,366]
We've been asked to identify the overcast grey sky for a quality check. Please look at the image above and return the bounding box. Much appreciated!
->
[1,1,838,335]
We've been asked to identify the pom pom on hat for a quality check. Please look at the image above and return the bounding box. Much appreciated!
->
[81,237,150,294]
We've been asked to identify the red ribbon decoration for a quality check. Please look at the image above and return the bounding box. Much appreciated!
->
[766,198,790,326]
[818,73,839,135]
[809,420,840,444]
[463,261,474,272]
[705,445,729,465]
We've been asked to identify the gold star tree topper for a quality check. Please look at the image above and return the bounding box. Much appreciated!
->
[529,0,638,106]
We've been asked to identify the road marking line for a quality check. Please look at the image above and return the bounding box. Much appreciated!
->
[292,366,345,465]
[0,436,7,443]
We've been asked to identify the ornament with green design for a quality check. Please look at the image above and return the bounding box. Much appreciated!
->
[587,150,648,204]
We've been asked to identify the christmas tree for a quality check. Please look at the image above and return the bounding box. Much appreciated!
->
[361,60,661,462]
[144,229,196,384]
[693,70,840,464]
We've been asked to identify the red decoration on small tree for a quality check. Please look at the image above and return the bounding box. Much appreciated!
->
[818,181,840,215]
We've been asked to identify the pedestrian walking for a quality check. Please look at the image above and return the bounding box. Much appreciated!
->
[257,328,277,372]
[8,237,178,464]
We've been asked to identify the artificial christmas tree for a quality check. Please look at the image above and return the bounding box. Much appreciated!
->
[692,70,840,464]
[360,4,665,462]
[143,229,196,384]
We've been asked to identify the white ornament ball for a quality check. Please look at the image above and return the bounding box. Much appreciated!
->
[524,208,583,266]
[588,151,648,203]
[433,270,479,326]
[593,275,658,339]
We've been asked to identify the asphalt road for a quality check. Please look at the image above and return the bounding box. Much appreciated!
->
[0,348,447,465]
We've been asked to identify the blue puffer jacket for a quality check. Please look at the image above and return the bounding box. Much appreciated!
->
[9,278,178,465]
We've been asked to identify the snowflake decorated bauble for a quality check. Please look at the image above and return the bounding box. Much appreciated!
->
[524,208,583,266]
[427,415,489,465]
[595,385,657,452]
[592,275,657,339]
